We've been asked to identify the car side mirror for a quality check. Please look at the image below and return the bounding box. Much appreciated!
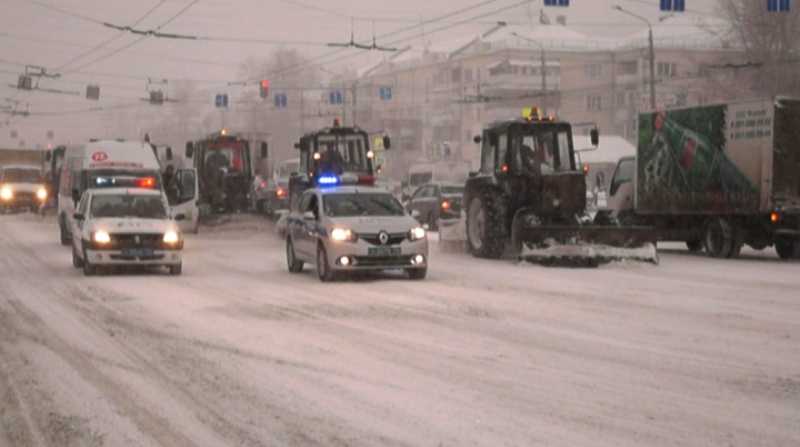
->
[174,213,186,221]
[302,211,315,220]
[590,128,599,146]
[260,142,268,159]
[166,147,173,161]
[294,142,301,150]
[185,141,194,158]
[73,212,84,221]
[468,171,479,178]
[473,135,482,144]
[382,135,391,150]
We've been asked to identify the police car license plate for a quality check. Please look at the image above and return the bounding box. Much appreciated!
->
[368,247,401,256]
[123,248,154,258]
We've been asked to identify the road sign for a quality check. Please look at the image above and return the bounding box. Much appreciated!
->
[767,0,791,12]
[215,94,229,108]
[274,93,288,108]
[86,84,100,100]
[544,0,569,6]
[379,86,392,101]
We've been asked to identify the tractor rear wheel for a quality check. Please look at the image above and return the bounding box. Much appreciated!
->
[466,190,507,259]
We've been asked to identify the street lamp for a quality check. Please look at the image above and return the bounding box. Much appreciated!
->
[613,5,657,110]
[511,32,549,110]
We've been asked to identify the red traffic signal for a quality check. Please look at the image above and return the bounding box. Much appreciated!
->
[259,80,270,99]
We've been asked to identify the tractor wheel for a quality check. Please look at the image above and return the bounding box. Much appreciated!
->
[466,190,507,259]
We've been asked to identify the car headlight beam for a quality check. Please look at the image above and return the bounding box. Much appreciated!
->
[409,226,426,241]
[93,230,111,244]
[36,187,48,201]
[0,186,12,201]
[163,230,180,244]
[330,228,355,242]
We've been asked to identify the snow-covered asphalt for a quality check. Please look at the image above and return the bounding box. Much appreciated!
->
[1,213,798,447]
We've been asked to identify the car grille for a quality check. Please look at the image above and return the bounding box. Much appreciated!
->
[353,255,413,267]
[110,254,166,261]
[112,233,163,249]
[359,233,407,246]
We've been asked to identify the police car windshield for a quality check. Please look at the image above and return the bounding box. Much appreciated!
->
[324,193,404,217]
[2,168,42,183]
[91,195,167,219]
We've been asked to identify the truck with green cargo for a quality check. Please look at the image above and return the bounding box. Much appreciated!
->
[602,97,800,259]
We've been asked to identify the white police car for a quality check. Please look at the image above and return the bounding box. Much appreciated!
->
[286,181,429,282]
[71,187,184,275]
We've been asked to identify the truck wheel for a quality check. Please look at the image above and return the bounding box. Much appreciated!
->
[775,239,799,260]
[169,264,183,275]
[466,190,507,259]
[703,218,734,259]
[72,245,84,268]
[686,240,703,252]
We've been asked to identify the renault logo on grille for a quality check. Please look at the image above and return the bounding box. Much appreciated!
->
[378,231,389,245]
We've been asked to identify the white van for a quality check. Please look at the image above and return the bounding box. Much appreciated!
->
[58,140,197,244]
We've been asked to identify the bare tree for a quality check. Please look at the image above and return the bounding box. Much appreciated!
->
[718,0,800,96]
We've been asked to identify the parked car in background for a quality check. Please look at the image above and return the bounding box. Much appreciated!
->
[405,182,464,230]
[0,164,48,213]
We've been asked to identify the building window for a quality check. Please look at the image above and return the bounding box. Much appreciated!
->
[585,63,603,80]
[586,95,603,111]
[616,92,626,106]
[451,68,462,83]
[657,62,677,78]
[464,68,473,82]
[618,61,638,75]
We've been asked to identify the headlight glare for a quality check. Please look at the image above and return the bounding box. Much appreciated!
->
[163,230,180,244]
[93,230,111,244]
[330,228,355,242]
[0,186,12,201]
[36,187,48,201]
[409,226,426,241]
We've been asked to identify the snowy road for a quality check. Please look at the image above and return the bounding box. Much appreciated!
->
[1,214,799,447]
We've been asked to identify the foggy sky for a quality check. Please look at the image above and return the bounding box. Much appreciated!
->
[1,0,722,148]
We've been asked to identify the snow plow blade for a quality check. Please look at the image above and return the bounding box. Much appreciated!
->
[516,224,659,266]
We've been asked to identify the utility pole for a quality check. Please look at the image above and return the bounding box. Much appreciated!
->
[540,47,547,111]
[613,5,657,110]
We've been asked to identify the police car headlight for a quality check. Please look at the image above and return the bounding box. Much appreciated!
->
[0,186,12,201]
[36,187,48,201]
[409,226,426,241]
[330,228,356,242]
[93,230,111,245]
[163,230,180,244]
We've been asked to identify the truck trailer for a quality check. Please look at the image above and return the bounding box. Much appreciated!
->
[603,98,800,259]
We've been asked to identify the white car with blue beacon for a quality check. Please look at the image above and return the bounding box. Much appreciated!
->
[286,173,429,282]
[71,187,185,276]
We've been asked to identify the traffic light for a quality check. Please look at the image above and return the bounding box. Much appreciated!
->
[259,80,270,99]
[660,0,686,11]
[329,90,343,104]
[767,0,791,11]
[544,0,569,6]
[17,75,33,90]
[149,90,164,105]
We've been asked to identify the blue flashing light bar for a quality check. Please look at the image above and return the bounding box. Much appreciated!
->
[318,175,340,186]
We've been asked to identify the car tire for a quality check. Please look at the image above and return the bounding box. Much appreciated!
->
[82,253,96,276]
[407,268,427,280]
[286,238,304,273]
[59,215,71,246]
[72,245,84,268]
[169,264,183,275]
[316,243,336,282]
